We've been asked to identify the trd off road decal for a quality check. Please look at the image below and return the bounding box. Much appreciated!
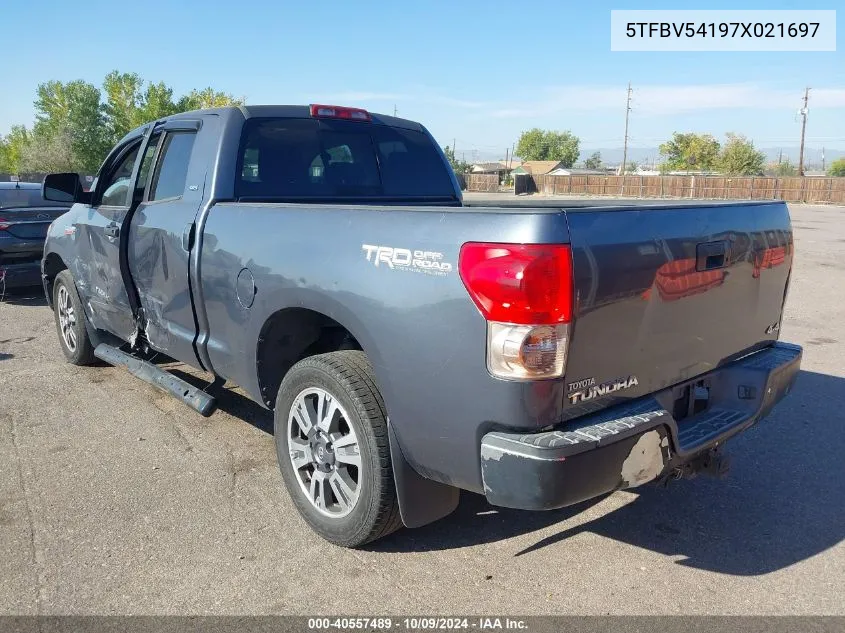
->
[567,375,639,404]
[362,244,453,276]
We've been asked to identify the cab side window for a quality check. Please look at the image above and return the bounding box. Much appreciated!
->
[99,144,140,207]
[149,132,197,201]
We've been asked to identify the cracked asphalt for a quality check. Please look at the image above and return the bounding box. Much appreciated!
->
[1,201,843,615]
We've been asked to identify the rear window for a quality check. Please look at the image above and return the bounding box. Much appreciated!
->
[236,118,456,200]
[0,187,71,209]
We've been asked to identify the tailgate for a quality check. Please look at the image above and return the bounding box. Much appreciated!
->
[562,202,793,419]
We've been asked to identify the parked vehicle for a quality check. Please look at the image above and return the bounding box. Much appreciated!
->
[41,105,801,547]
[0,182,71,289]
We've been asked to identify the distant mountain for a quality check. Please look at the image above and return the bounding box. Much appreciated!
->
[758,147,843,168]
[580,147,844,169]
[579,148,660,167]
[453,146,844,170]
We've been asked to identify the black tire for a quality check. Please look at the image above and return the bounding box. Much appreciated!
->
[52,270,96,366]
[274,351,402,547]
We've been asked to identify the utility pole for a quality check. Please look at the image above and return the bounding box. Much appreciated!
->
[393,104,397,117]
[798,87,810,176]
[822,147,826,171]
[621,82,633,176]
[510,143,515,169]
[504,147,509,168]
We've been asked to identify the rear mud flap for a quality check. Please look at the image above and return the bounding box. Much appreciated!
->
[388,421,460,528]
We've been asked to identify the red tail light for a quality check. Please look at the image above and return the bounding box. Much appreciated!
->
[0,218,10,231]
[309,104,371,122]
[459,243,574,325]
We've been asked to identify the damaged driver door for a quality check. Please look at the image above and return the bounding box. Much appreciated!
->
[78,127,157,342]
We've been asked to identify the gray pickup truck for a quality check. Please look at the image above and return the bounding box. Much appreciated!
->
[41,104,801,547]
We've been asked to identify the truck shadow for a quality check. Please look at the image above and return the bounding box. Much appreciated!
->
[370,369,845,576]
[167,367,275,435]
[171,364,843,576]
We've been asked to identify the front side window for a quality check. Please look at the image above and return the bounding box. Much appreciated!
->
[136,133,162,196]
[150,132,196,201]
[100,143,140,207]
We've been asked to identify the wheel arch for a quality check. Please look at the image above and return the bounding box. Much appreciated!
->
[255,306,368,410]
[42,251,68,309]
[253,301,459,530]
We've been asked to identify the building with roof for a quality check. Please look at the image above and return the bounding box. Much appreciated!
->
[510,161,564,176]
[547,167,607,176]
[470,162,508,175]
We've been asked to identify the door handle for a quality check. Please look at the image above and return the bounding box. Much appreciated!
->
[182,223,195,251]
[696,240,729,271]
[104,223,120,238]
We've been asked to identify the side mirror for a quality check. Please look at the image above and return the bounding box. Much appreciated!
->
[43,173,90,204]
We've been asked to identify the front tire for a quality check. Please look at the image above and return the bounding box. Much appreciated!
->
[52,270,96,366]
[274,351,401,547]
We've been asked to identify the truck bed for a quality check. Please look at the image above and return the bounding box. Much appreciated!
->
[462,197,784,211]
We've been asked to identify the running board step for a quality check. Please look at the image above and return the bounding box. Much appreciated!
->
[93,344,217,417]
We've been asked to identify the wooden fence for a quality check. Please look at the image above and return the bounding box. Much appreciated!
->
[519,175,845,204]
[9,170,842,204]
[465,174,499,192]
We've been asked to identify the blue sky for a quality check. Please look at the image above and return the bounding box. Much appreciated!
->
[2,0,842,161]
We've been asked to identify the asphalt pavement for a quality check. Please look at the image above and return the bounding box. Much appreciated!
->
[1,201,843,615]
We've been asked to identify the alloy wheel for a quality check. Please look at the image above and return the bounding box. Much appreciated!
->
[287,387,362,518]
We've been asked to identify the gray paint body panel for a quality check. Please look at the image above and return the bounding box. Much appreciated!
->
[562,203,793,421]
[200,202,572,491]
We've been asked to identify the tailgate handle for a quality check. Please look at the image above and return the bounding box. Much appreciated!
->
[696,240,728,271]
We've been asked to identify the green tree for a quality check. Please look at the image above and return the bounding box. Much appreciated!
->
[3,70,245,174]
[583,151,602,169]
[659,132,721,171]
[139,81,179,123]
[19,127,78,173]
[103,71,146,143]
[769,159,797,177]
[33,80,108,172]
[104,74,242,143]
[177,87,243,111]
[0,126,30,173]
[827,158,845,177]
[719,133,766,176]
[443,145,469,174]
[516,128,580,166]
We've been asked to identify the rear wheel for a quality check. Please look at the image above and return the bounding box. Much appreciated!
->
[274,351,401,547]
[52,270,96,366]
